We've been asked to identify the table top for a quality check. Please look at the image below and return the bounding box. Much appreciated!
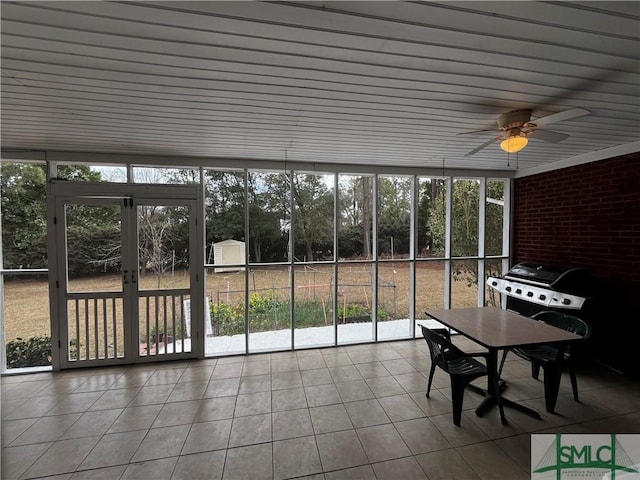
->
[425,306,581,350]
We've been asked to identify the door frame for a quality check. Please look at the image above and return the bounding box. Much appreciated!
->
[48,181,204,369]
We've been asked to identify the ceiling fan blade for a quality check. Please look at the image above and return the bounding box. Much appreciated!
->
[529,129,570,143]
[464,136,501,156]
[457,128,495,136]
[532,108,590,127]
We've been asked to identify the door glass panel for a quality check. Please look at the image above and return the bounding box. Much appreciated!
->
[136,203,192,358]
[137,204,190,290]
[64,202,124,362]
[65,204,122,292]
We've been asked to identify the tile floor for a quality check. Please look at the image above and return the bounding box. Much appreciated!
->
[2,337,639,479]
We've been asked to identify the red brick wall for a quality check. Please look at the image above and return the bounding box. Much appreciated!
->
[513,152,640,307]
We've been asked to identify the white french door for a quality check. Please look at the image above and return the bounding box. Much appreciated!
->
[51,182,203,368]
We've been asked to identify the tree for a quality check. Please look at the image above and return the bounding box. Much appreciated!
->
[292,174,333,261]
[378,176,411,256]
[0,163,48,269]
[204,171,245,248]
[338,175,373,259]
[1,163,108,273]
[247,172,288,263]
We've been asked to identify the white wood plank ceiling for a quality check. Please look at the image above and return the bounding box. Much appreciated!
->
[1,1,639,173]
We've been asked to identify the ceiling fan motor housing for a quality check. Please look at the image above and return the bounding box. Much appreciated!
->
[497,109,533,131]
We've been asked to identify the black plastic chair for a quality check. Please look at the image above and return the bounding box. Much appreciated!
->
[421,325,502,426]
[498,311,591,412]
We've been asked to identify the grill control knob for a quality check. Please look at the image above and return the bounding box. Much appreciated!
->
[515,289,522,294]
[505,286,512,292]
[539,294,546,301]
[491,281,498,286]
[562,298,571,305]
[527,291,534,297]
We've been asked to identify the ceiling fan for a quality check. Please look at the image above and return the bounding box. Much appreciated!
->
[461,108,590,157]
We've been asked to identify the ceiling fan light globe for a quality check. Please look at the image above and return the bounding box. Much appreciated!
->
[500,136,528,153]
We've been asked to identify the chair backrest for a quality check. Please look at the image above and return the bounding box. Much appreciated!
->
[421,325,458,373]
[531,311,591,340]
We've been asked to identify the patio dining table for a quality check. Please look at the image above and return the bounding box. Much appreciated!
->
[425,306,582,424]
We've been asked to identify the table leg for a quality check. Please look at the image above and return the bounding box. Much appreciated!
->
[475,348,542,421]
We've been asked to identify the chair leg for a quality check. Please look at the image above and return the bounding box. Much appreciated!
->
[531,362,541,380]
[426,364,436,398]
[450,378,466,426]
[568,364,579,402]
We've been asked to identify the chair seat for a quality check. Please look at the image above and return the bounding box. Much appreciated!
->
[512,344,569,364]
[447,356,487,376]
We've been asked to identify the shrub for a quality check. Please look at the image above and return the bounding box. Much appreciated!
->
[6,336,52,368]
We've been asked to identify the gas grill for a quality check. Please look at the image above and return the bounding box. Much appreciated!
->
[487,262,593,317]
[489,262,638,379]
[487,262,596,363]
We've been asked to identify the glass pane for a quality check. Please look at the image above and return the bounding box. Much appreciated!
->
[65,204,122,293]
[451,259,478,308]
[133,167,199,184]
[378,176,411,258]
[377,261,411,341]
[485,259,504,307]
[3,274,51,369]
[204,170,246,267]
[206,267,246,356]
[1,162,48,269]
[451,179,480,257]
[486,179,506,256]
[338,175,373,260]
[248,266,291,352]
[293,173,334,262]
[137,204,190,291]
[417,177,446,258]
[294,264,334,348]
[414,261,446,337]
[248,172,289,263]
[337,263,373,344]
[56,164,126,182]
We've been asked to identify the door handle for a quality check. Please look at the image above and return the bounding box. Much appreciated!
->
[123,270,129,284]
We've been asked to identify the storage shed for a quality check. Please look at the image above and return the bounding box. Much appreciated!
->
[213,239,246,273]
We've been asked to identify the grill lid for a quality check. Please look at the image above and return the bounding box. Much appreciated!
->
[504,262,591,295]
